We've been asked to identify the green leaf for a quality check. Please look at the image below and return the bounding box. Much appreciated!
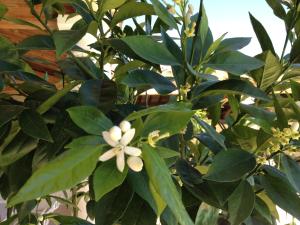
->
[206,51,264,75]
[149,0,177,30]
[128,171,166,215]
[142,110,194,137]
[281,154,300,193]
[67,106,113,135]
[122,69,176,95]
[17,35,54,51]
[290,38,300,63]
[3,17,43,30]
[291,80,300,101]
[121,36,180,65]
[66,135,104,149]
[37,81,81,115]
[273,92,288,129]
[196,119,227,150]
[0,216,17,225]
[254,196,273,224]
[19,109,53,142]
[93,160,128,201]
[126,103,192,121]
[111,2,155,27]
[249,13,275,54]
[216,37,251,53]
[142,144,194,225]
[0,3,8,19]
[240,104,275,124]
[95,181,134,225]
[157,146,180,159]
[0,60,21,72]
[161,28,183,64]
[196,79,270,101]
[0,105,25,128]
[49,215,93,225]
[195,204,219,225]
[8,144,105,206]
[228,180,255,225]
[99,0,126,16]
[0,132,38,167]
[121,194,158,225]
[204,149,256,182]
[53,27,87,56]
[79,79,117,113]
[261,165,300,220]
[265,0,286,19]
[251,51,282,91]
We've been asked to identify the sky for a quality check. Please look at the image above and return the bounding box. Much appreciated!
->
[189,0,287,56]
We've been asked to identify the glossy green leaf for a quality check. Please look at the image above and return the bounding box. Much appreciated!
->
[121,36,180,65]
[290,38,300,63]
[122,69,176,95]
[265,0,286,19]
[142,144,194,225]
[251,51,282,91]
[8,144,105,206]
[291,80,300,101]
[196,79,270,101]
[126,102,192,121]
[121,194,157,225]
[195,204,219,225]
[111,2,155,27]
[206,51,264,75]
[93,160,128,201]
[19,109,53,142]
[261,165,300,220]
[161,28,183,64]
[95,181,134,225]
[157,146,180,159]
[0,132,38,167]
[216,37,251,53]
[37,81,81,115]
[0,105,25,128]
[142,110,194,136]
[49,215,93,225]
[0,60,21,72]
[249,13,275,54]
[240,104,275,124]
[150,0,177,30]
[53,27,87,56]
[204,149,256,182]
[228,180,255,225]
[17,35,54,51]
[128,171,166,216]
[254,196,273,224]
[273,93,288,129]
[99,0,126,16]
[79,79,117,112]
[281,154,300,193]
[67,106,113,135]
[3,17,43,30]
[196,119,226,150]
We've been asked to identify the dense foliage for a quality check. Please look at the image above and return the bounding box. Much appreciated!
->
[0,0,300,224]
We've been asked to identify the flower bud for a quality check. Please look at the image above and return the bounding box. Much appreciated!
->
[127,156,143,172]
[119,120,131,133]
[109,126,122,142]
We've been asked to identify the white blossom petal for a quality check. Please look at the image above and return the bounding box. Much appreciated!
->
[127,156,143,172]
[116,151,125,172]
[102,131,118,147]
[99,148,117,161]
[120,128,135,146]
[124,146,142,156]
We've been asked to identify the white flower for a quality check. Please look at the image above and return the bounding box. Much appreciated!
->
[99,121,143,172]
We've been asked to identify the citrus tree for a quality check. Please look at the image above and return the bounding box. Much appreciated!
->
[0,0,300,224]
